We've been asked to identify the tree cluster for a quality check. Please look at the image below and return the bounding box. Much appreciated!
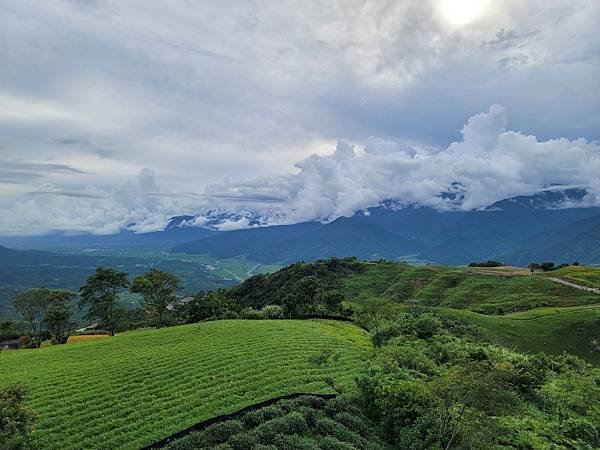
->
[13,289,74,346]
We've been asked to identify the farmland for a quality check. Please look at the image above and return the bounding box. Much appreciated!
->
[0,319,371,450]
[542,264,600,288]
[342,261,599,314]
[434,305,600,365]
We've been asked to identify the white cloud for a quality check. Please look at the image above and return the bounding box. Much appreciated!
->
[0,1,598,234]
[1,105,599,235]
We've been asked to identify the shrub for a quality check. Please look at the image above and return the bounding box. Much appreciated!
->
[242,405,284,427]
[315,417,367,448]
[239,308,264,320]
[413,314,442,340]
[255,412,307,443]
[333,411,369,436]
[318,435,357,450]
[199,420,244,446]
[0,385,36,450]
[227,431,259,450]
[371,321,406,347]
[261,305,284,319]
[271,434,319,449]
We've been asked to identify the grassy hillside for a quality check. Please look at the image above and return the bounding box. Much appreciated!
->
[0,319,371,450]
[543,265,600,288]
[342,262,599,314]
[434,305,600,365]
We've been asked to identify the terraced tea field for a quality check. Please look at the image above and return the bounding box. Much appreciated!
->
[0,319,371,449]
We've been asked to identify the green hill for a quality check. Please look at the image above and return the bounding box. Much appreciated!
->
[542,265,600,288]
[0,319,371,450]
[434,305,600,365]
[342,262,599,314]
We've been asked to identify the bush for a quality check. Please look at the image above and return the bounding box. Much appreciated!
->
[261,305,283,319]
[333,411,369,436]
[0,385,36,450]
[243,405,284,427]
[468,260,503,267]
[315,417,367,448]
[255,412,307,443]
[413,314,442,339]
[239,308,264,320]
[199,420,244,446]
[318,435,357,450]
[227,431,259,450]
[271,434,319,449]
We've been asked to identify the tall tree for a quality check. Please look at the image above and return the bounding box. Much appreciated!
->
[13,289,49,348]
[44,290,75,344]
[130,269,180,327]
[79,268,129,336]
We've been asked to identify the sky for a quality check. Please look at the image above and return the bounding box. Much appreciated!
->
[0,0,599,235]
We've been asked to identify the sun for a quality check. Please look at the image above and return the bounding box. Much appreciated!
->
[438,0,490,26]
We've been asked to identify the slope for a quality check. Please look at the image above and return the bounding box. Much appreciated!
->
[0,319,371,450]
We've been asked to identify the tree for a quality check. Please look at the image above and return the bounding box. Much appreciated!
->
[79,267,129,336]
[13,289,49,347]
[528,262,540,274]
[44,291,74,344]
[13,289,74,347]
[0,320,20,341]
[540,262,556,272]
[0,385,36,450]
[130,269,180,327]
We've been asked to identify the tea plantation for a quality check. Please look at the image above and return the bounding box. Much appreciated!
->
[0,319,371,449]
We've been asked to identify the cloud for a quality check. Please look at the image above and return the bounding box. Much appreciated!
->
[1,106,600,235]
[206,105,600,223]
[0,1,598,234]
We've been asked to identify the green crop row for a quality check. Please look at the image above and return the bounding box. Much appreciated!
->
[0,319,371,449]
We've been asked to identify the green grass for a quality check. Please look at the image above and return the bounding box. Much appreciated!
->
[542,265,600,289]
[342,262,600,314]
[434,305,600,365]
[0,319,371,450]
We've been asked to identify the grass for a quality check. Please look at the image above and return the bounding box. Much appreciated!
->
[342,262,600,314]
[542,265,600,289]
[434,305,600,365]
[0,319,371,450]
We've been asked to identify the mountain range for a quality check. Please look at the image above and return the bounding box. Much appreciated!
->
[2,188,599,266]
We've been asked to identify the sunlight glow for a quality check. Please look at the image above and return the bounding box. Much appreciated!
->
[439,0,490,26]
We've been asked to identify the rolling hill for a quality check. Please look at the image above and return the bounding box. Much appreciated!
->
[0,319,371,449]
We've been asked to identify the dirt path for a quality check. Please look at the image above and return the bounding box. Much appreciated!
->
[544,276,600,294]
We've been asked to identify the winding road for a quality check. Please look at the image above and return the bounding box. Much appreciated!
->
[544,276,600,294]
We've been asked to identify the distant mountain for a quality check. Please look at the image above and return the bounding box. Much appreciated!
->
[173,218,420,263]
[500,214,600,266]
[3,188,599,266]
[173,189,600,265]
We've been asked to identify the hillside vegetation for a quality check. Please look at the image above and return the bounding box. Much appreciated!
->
[164,395,387,449]
[0,320,371,450]
[342,262,598,314]
[543,265,600,288]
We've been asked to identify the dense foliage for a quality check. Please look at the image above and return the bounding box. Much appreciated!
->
[355,311,600,449]
[0,385,36,450]
[164,395,385,450]
[0,320,370,449]
[13,288,74,346]
[228,257,363,317]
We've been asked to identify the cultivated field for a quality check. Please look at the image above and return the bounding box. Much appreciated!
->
[435,305,600,365]
[543,265,600,288]
[0,319,371,450]
[343,262,599,314]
